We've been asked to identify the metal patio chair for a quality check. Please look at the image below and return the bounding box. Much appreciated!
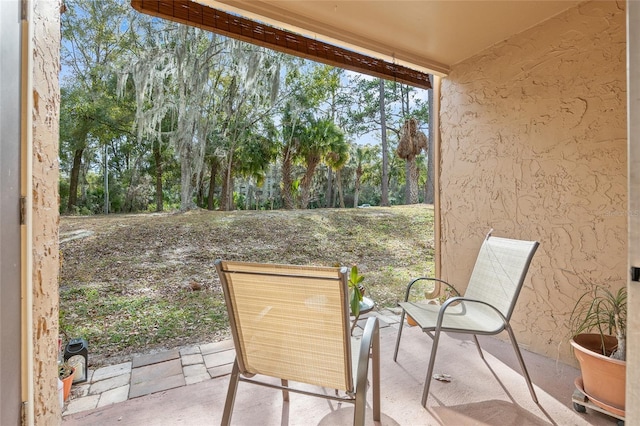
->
[393,232,539,407]
[215,260,380,425]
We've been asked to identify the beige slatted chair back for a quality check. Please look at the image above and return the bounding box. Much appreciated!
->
[464,235,539,321]
[215,260,353,392]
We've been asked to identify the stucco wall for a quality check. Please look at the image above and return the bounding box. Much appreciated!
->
[439,1,627,363]
[32,0,61,422]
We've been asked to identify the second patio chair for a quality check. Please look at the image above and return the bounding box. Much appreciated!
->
[393,232,539,407]
[215,260,380,425]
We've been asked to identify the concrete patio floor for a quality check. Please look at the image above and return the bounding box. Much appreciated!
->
[62,310,620,425]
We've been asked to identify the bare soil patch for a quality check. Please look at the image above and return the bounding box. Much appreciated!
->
[59,205,434,367]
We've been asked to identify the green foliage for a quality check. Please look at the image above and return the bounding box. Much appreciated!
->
[348,265,365,317]
[570,285,627,359]
[59,284,229,359]
[59,1,430,214]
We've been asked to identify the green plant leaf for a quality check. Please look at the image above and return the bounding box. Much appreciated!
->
[350,285,362,316]
[569,285,626,358]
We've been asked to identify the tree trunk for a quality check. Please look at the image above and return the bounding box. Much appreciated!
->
[67,148,84,213]
[79,155,90,208]
[220,173,229,211]
[336,169,345,208]
[228,177,235,210]
[405,161,411,204]
[180,143,193,212]
[281,146,295,209]
[326,167,333,208]
[220,165,231,211]
[354,168,363,208]
[379,79,389,206]
[196,174,206,207]
[408,157,419,204]
[207,159,217,210]
[299,156,320,210]
[153,141,164,212]
[220,149,235,211]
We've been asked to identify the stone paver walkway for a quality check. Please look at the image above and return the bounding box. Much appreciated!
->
[62,308,399,417]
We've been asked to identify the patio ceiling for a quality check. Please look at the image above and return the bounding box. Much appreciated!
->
[203,0,582,76]
[131,1,581,85]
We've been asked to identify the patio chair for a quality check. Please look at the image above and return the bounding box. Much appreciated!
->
[393,232,539,407]
[214,260,380,425]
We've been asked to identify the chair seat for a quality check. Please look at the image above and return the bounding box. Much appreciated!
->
[399,301,505,334]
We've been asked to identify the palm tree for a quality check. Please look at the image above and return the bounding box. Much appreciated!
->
[325,138,350,208]
[298,118,345,209]
[353,144,377,207]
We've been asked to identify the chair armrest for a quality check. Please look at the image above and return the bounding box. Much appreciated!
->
[357,317,379,380]
[436,296,508,328]
[402,277,461,302]
[355,316,380,417]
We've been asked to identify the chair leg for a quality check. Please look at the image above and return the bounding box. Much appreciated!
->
[421,327,442,407]
[281,379,289,402]
[505,324,538,403]
[221,360,240,426]
[472,334,485,360]
[393,310,406,361]
[372,323,381,422]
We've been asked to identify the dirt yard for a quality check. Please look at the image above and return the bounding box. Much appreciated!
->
[59,205,434,367]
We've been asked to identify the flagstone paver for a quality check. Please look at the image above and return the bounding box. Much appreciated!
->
[129,374,186,399]
[183,364,211,385]
[91,362,132,382]
[203,349,236,369]
[62,309,398,417]
[131,359,182,384]
[179,345,201,356]
[97,385,130,407]
[64,394,100,415]
[207,363,234,379]
[200,340,235,355]
[181,353,204,366]
[89,373,131,395]
[131,349,180,368]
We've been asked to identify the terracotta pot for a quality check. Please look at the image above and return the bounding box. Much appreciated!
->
[61,369,75,401]
[406,314,418,327]
[570,333,625,415]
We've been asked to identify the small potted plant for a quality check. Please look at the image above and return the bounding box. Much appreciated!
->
[349,265,365,316]
[59,362,76,401]
[569,285,626,416]
[348,265,367,334]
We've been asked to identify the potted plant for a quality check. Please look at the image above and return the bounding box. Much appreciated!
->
[348,265,367,334]
[569,285,626,416]
[349,265,365,316]
[59,362,76,401]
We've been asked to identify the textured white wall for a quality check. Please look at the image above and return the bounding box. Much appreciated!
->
[439,1,627,362]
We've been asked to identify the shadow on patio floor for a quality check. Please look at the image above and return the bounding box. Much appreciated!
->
[62,311,619,425]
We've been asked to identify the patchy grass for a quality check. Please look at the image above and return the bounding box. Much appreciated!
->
[59,205,434,366]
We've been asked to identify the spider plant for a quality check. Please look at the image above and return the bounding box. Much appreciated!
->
[569,285,627,360]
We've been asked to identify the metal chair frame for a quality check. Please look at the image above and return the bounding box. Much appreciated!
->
[393,234,539,407]
[216,260,380,425]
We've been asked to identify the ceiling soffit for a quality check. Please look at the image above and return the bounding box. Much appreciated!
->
[206,1,582,76]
